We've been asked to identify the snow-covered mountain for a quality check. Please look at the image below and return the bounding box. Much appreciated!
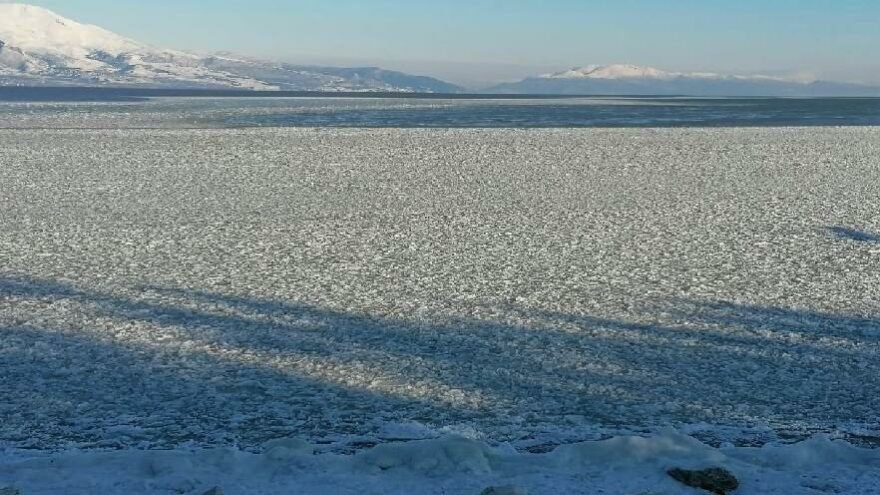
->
[487,64,880,97]
[539,64,803,82]
[0,4,461,92]
[544,64,683,80]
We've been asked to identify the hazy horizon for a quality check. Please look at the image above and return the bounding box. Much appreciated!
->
[2,0,879,88]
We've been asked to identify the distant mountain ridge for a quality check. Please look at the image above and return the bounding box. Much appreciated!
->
[487,64,880,97]
[0,4,461,92]
[2,4,878,96]
[539,64,797,81]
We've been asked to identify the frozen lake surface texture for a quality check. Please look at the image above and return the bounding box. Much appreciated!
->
[1,99,879,493]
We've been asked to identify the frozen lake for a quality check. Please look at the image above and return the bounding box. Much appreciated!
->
[1,121,878,456]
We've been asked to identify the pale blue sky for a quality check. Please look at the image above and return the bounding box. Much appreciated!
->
[11,0,880,87]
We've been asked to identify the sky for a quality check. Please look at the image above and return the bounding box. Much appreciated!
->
[7,0,880,87]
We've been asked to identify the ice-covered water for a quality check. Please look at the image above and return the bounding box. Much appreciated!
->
[2,100,880,493]
[1,121,879,455]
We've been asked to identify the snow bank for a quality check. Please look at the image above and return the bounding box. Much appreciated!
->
[2,432,879,494]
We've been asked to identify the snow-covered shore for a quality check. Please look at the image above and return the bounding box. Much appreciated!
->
[1,121,879,493]
[3,431,880,494]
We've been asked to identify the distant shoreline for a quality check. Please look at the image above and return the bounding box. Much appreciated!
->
[2,86,880,102]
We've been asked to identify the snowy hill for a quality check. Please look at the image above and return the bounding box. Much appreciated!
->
[539,64,799,82]
[0,4,276,89]
[0,4,460,92]
[0,4,141,59]
[544,64,683,80]
[488,64,880,96]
